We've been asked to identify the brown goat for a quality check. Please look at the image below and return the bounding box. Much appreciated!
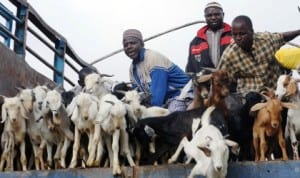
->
[186,72,211,110]
[251,98,297,161]
[205,70,230,117]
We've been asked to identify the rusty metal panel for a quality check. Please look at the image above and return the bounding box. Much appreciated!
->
[0,43,56,96]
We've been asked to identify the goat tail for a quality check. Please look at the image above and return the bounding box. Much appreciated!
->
[200,106,216,127]
[177,79,193,100]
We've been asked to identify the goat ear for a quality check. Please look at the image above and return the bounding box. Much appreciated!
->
[54,84,63,92]
[198,146,211,157]
[70,105,79,123]
[250,102,267,112]
[282,102,298,110]
[1,104,8,123]
[100,73,114,78]
[286,82,297,96]
[89,101,98,119]
[225,139,240,155]
[20,106,29,119]
[0,95,5,105]
[66,96,77,117]
[15,87,23,92]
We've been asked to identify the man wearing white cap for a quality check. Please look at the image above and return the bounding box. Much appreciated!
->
[185,1,232,73]
[123,29,192,112]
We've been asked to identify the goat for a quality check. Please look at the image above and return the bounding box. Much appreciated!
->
[66,92,100,168]
[84,73,113,99]
[31,85,48,169]
[0,96,28,171]
[172,106,238,178]
[251,95,297,161]
[186,70,211,110]
[38,89,73,169]
[205,70,230,117]
[275,73,300,160]
[90,94,135,176]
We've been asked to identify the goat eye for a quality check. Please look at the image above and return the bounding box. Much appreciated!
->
[20,99,24,102]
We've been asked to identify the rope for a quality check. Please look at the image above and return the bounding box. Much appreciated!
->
[90,20,206,65]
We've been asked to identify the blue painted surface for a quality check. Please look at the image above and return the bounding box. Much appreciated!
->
[14,4,27,58]
[0,2,13,47]
[0,161,299,178]
[54,40,66,85]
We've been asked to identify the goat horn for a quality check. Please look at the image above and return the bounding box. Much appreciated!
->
[200,67,218,72]
[260,93,271,101]
[294,78,300,83]
[114,90,126,94]
[100,74,114,77]
[15,87,23,92]
[186,72,195,77]
[197,74,213,83]
[105,100,115,105]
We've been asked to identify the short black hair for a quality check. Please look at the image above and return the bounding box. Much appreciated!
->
[232,15,253,30]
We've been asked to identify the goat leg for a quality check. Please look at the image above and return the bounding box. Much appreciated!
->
[168,137,185,164]
[278,128,288,161]
[288,122,299,160]
[120,129,135,167]
[112,130,121,176]
[20,140,27,171]
[69,127,80,168]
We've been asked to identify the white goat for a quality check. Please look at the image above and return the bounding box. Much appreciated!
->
[275,73,300,160]
[169,106,238,178]
[26,84,48,170]
[67,92,100,168]
[0,96,28,171]
[84,73,112,99]
[38,89,73,169]
[91,94,135,175]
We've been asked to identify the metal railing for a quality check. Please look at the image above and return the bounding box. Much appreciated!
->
[0,0,96,87]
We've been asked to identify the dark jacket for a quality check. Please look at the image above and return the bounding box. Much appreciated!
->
[185,23,232,73]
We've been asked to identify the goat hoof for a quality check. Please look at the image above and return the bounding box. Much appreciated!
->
[168,158,174,164]
[113,166,122,176]
[86,159,94,167]
[93,160,100,167]
[69,161,77,168]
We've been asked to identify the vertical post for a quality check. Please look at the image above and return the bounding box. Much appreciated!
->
[14,3,28,59]
[54,40,66,86]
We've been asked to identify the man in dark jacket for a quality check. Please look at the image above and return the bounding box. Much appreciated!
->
[185,1,232,73]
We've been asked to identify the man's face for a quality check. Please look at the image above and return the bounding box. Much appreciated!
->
[232,21,253,51]
[204,7,224,31]
[123,37,143,60]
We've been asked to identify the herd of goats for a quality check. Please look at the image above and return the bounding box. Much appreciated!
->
[0,68,299,178]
